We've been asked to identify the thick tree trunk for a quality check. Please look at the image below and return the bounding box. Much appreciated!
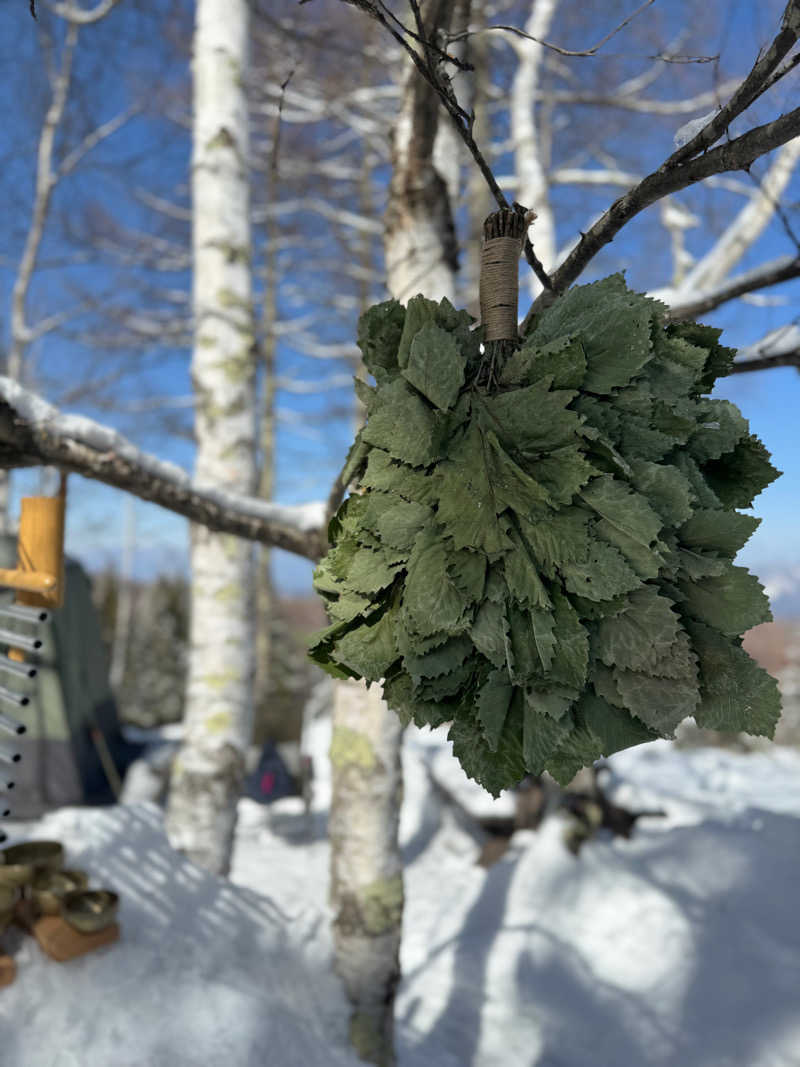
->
[165,0,257,877]
[330,4,460,1062]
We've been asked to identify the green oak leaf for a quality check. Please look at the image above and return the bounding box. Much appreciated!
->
[476,669,514,751]
[402,323,465,411]
[561,541,642,602]
[687,620,781,736]
[357,300,405,382]
[701,435,781,508]
[361,378,444,466]
[477,379,582,454]
[678,509,760,557]
[676,566,772,636]
[403,523,472,634]
[500,334,587,390]
[528,274,660,394]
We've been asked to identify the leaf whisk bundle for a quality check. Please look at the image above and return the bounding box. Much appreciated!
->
[310,267,781,795]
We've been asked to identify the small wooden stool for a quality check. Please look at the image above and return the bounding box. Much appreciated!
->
[31,916,119,963]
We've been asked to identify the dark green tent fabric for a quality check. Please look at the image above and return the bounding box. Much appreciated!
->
[0,534,140,818]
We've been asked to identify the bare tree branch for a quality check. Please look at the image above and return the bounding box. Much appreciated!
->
[521,105,800,330]
[44,0,123,25]
[730,323,800,373]
[448,0,656,57]
[730,350,800,373]
[666,0,800,168]
[0,378,325,560]
[663,255,800,321]
[9,21,78,378]
[539,81,740,114]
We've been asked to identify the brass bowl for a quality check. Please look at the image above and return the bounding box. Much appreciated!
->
[0,863,33,889]
[31,869,89,917]
[61,890,118,934]
[2,841,64,872]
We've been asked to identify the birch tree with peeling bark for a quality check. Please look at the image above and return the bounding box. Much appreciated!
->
[2,1,129,528]
[164,0,258,877]
[329,4,460,1063]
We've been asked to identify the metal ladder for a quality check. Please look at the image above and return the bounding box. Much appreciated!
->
[0,600,49,841]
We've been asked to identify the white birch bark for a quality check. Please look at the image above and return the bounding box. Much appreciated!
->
[164,0,257,877]
[329,679,405,1066]
[678,136,800,293]
[510,0,560,302]
[383,0,459,305]
[330,5,458,1061]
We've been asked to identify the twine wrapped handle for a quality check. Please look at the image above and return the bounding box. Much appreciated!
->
[479,206,535,342]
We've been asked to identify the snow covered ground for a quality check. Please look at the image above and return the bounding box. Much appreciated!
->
[2,721,800,1067]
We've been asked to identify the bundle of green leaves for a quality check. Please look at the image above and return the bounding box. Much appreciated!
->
[309,275,781,794]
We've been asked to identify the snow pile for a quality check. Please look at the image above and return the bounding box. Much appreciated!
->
[0,804,361,1067]
[4,728,800,1066]
[396,738,800,1067]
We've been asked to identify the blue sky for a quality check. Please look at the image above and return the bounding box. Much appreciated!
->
[1,0,798,603]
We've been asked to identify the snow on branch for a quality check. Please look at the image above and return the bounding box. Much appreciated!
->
[730,323,800,374]
[0,377,326,561]
[661,255,800,321]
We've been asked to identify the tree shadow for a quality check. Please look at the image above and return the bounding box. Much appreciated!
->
[403,848,517,1065]
[400,805,800,1067]
[0,803,358,1067]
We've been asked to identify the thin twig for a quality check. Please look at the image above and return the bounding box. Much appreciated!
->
[375,0,473,71]
[521,104,800,330]
[448,0,656,57]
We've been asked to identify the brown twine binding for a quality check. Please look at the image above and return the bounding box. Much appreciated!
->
[479,208,533,342]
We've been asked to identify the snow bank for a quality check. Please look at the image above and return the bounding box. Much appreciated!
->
[0,804,361,1067]
[4,732,800,1067]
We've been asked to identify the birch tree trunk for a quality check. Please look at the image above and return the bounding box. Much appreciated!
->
[165,0,257,877]
[330,4,459,1062]
[511,0,560,301]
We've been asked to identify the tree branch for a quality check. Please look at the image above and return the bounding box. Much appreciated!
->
[521,106,800,330]
[45,0,123,25]
[730,350,800,373]
[665,0,800,167]
[663,255,800,321]
[730,323,800,374]
[0,378,325,561]
[448,0,656,57]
